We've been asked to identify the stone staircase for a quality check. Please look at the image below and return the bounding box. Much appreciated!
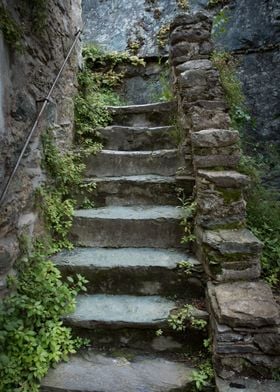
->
[41,102,208,391]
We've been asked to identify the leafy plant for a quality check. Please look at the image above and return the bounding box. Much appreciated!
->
[177,260,193,277]
[211,51,251,130]
[75,45,145,147]
[191,359,215,391]
[38,131,98,252]
[0,244,88,391]
[212,8,229,38]
[157,23,171,48]
[177,189,196,244]
[168,304,207,332]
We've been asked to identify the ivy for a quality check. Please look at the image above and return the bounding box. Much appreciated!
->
[0,243,88,392]
[37,131,98,253]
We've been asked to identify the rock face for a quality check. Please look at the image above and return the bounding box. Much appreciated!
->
[214,0,280,186]
[0,1,82,295]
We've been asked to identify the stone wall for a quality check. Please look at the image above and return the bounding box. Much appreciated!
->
[170,11,280,380]
[0,0,82,296]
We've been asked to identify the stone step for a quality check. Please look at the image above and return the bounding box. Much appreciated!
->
[70,206,187,248]
[107,101,176,127]
[99,125,177,151]
[53,247,204,297]
[216,377,280,392]
[41,349,196,392]
[79,175,194,207]
[63,294,208,351]
[85,149,185,177]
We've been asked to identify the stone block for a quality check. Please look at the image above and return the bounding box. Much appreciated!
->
[0,236,19,275]
[196,189,246,229]
[191,129,239,148]
[197,170,250,188]
[193,145,241,169]
[208,281,280,328]
[184,105,231,132]
[195,228,262,281]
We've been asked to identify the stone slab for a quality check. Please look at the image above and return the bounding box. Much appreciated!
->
[216,377,280,392]
[85,149,183,177]
[65,294,176,328]
[208,281,280,328]
[41,350,195,392]
[197,170,250,188]
[79,175,194,207]
[70,206,185,248]
[191,129,239,148]
[53,247,204,297]
[99,125,176,151]
[201,228,263,255]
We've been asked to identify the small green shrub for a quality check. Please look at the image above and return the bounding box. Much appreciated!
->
[191,359,215,391]
[212,8,229,38]
[0,244,88,392]
[168,304,207,332]
[177,189,196,244]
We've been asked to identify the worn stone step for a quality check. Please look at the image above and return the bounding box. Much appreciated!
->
[79,175,194,207]
[41,349,196,392]
[70,206,186,248]
[99,125,177,151]
[216,377,280,392]
[85,149,185,177]
[107,101,176,127]
[63,294,208,351]
[53,247,204,297]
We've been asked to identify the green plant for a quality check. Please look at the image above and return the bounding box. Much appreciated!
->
[38,131,98,252]
[168,304,207,332]
[75,45,145,147]
[212,8,229,38]
[191,359,215,391]
[157,23,171,48]
[0,5,23,50]
[211,51,251,130]
[177,189,196,244]
[177,260,193,276]
[0,244,88,391]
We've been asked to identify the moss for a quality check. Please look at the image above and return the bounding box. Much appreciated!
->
[0,5,23,51]
[216,187,242,204]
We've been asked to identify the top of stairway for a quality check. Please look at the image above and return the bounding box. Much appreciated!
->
[106,101,176,114]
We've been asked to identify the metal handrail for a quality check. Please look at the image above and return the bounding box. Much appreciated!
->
[0,29,82,206]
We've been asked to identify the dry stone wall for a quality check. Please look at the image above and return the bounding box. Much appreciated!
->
[0,0,82,297]
[170,11,280,379]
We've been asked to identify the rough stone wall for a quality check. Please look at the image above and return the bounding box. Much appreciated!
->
[0,0,82,296]
[170,12,280,379]
[215,0,280,143]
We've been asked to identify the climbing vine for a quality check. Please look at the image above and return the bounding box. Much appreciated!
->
[0,241,88,392]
